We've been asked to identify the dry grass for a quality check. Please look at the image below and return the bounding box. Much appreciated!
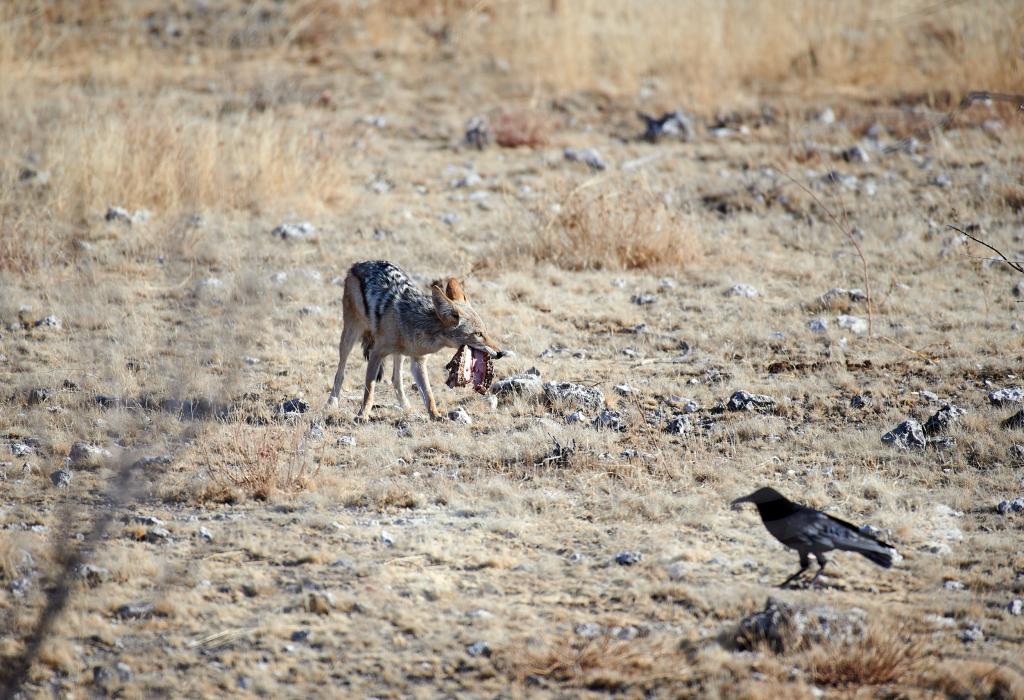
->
[802,624,926,688]
[198,424,320,501]
[3,1,1024,698]
[527,180,702,271]
[503,632,691,692]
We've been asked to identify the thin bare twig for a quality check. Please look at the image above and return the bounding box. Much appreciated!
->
[948,224,1024,275]
[776,167,874,337]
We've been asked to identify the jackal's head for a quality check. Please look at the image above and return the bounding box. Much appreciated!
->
[431,278,504,359]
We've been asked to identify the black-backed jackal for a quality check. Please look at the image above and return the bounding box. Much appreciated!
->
[327,260,504,420]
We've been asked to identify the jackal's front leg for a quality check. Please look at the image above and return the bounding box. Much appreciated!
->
[409,357,442,420]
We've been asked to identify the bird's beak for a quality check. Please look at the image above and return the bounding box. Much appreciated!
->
[730,496,749,511]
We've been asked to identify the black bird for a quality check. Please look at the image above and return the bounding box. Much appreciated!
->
[731,487,896,588]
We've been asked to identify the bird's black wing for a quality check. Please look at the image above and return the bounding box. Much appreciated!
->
[823,512,895,549]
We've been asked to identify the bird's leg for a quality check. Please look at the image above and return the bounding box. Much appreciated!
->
[810,554,828,587]
[778,553,810,588]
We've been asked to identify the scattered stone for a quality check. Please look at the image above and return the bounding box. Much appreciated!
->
[272,222,317,242]
[1009,444,1024,462]
[639,110,695,143]
[116,602,155,619]
[841,145,869,163]
[291,629,311,643]
[464,115,490,149]
[76,564,109,587]
[943,580,965,591]
[924,403,965,435]
[613,383,634,396]
[592,408,627,432]
[815,288,867,308]
[726,390,777,413]
[35,315,62,330]
[306,423,325,441]
[448,407,472,425]
[631,294,657,305]
[379,531,395,546]
[996,498,1024,515]
[850,395,868,409]
[1013,280,1024,298]
[466,641,492,658]
[881,419,926,449]
[27,388,52,405]
[989,387,1024,406]
[671,397,701,413]
[564,147,607,171]
[491,368,543,404]
[615,551,642,566]
[807,318,828,333]
[280,398,308,415]
[1009,599,1023,616]
[105,206,132,224]
[836,315,868,334]
[131,515,166,527]
[543,382,605,413]
[575,622,603,639]
[336,435,356,447]
[724,283,758,298]
[928,436,957,451]
[817,107,836,125]
[564,410,590,425]
[50,468,72,489]
[69,442,110,468]
[735,597,866,653]
[958,625,983,643]
[143,527,172,544]
[1003,410,1024,430]
[664,414,693,435]
[298,305,323,316]
[197,527,214,542]
[11,442,33,457]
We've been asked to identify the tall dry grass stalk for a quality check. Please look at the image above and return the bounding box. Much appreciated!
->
[528,180,702,271]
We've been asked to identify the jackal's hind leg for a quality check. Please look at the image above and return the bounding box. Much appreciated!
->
[328,323,360,408]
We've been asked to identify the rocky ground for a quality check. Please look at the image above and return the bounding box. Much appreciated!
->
[2,4,1024,698]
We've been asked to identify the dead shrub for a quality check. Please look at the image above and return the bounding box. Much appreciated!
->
[200,424,319,500]
[528,182,701,271]
[802,624,926,688]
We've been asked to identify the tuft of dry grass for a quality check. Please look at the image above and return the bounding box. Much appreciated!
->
[502,631,691,692]
[802,624,926,688]
[199,424,320,501]
[528,181,702,271]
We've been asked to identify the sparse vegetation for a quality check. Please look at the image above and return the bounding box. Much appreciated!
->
[2,1,1024,697]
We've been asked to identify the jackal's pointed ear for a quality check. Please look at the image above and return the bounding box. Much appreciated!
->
[431,284,460,328]
[445,277,466,302]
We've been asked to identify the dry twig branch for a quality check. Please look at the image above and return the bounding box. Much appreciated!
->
[775,167,874,337]
[948,224,1024,275]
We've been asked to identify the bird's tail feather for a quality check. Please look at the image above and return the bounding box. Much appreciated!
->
[858,547,893,568]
